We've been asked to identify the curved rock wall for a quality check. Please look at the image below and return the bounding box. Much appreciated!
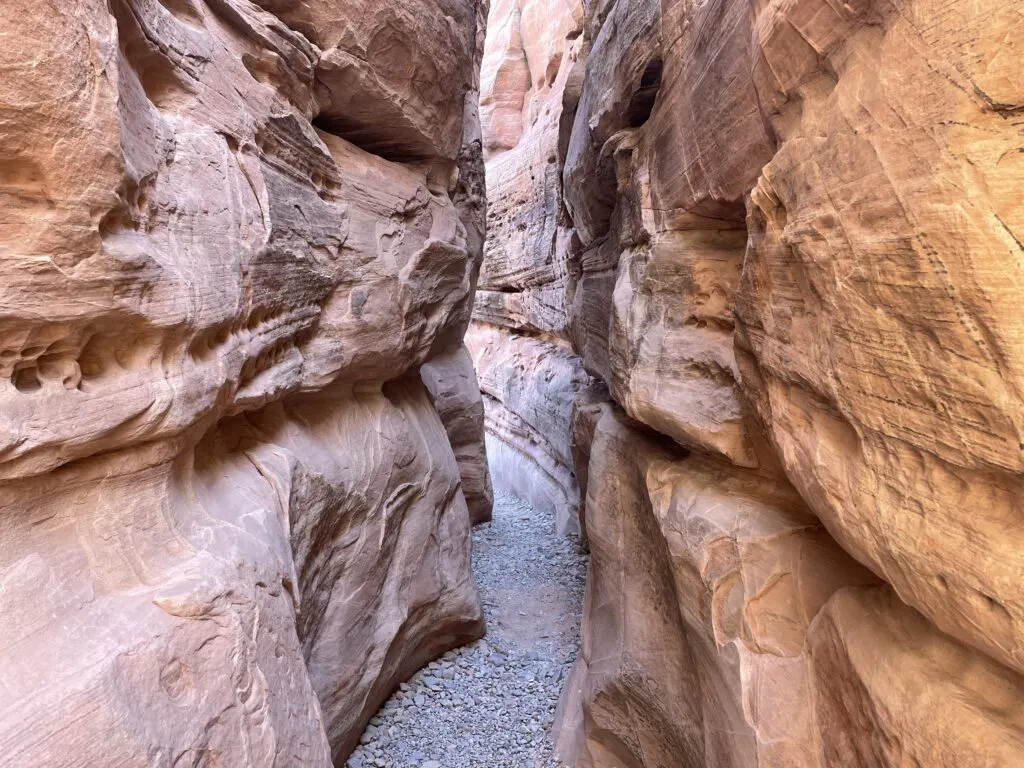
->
[467,0,589,535]
[474,0,1024,765]
[0,0,491,764]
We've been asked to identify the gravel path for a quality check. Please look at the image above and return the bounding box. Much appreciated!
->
[347,491,588,768]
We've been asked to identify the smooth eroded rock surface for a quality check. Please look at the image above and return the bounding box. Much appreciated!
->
[469,0,592,536]
[467,323,590,536]
[473,0,1024,765]
[555,407,880,768]
[421,345,495,525]
[808,586,1024,767]
[0,0,491,763]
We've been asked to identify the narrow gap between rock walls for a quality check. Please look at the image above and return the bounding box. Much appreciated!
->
[350,491,588,768]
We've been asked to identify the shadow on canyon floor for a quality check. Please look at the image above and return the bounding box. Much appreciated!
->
[350,492,588,768]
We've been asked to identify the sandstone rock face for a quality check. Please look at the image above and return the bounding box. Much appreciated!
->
[474,0,1024,764]
[469,0,591,532]
[736,0,1024,674]
[808,586,1024,768]
[421,346,495,525]
[467,323,590,535]
[0,0,489,764]
[263,0,480,161]
[554,407,879,768]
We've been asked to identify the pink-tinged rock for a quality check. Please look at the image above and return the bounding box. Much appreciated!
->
[554,409,705,768]
[421,345,495,525]
[0,0,476,482]
[472,0,590,540]
[0,0,488,763]
[477,0,583,309]
[467,322,592,535]
[479,0,583,159]
[261,0,482,161]
[809,586,1024,767]
[0,382,483,765]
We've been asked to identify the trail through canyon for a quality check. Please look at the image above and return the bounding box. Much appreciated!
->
[1,0,1022,766]
[348,492,588,768]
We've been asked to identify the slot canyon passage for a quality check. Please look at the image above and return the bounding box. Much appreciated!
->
[0,0,1023,766]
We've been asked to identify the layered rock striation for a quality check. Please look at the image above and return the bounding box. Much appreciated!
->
[474,0,1024,765]
[0,0,491,764]
[467,0,588,535]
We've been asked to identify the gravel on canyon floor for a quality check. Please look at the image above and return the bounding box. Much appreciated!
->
[348,491,589,768]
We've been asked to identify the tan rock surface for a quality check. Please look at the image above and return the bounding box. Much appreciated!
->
[0,0,489,763]
[467,323,591,535]
[609,207,758,468]
[556,407,878,768]
[736,0,1024,673]
[472,0,1024,764]
[809,586,1024,767]
[561,0,767,463]
[554,409,704,768]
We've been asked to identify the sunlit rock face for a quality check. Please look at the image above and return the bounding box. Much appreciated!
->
[468,0,590,531]
[476,0,1024,765]
[736,0,1024,677]
[554,407,880,768]
[0,0,490,764]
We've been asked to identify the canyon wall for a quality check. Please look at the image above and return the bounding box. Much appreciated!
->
[474,0,1024,766]
[468,0,587,536]
[0,0,491,765]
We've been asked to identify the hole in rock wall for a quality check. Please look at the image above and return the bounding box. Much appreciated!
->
[626,58,663,128]
[11,366,42,393]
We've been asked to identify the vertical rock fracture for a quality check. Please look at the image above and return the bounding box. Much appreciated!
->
[471,0,1024,767]
[0,1,492,765]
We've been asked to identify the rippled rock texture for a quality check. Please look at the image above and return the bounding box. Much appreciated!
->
[474,0,1024,765]
[0,0,491,764]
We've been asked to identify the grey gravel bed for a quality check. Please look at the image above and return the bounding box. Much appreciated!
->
[347,491,589,768]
